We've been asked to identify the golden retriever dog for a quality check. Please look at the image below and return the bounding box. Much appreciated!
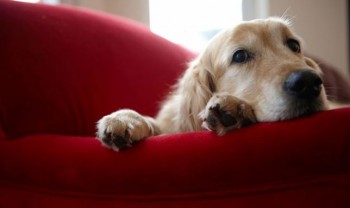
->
[96,17,335,151]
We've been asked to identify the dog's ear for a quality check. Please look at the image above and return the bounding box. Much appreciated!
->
[192,63,216,93]
[177,62,216,130]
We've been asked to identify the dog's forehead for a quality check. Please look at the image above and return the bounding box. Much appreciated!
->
[229,18,295,45]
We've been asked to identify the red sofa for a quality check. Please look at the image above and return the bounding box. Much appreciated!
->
[1,1,350,207]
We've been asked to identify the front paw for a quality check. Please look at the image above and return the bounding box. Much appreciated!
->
[96,110,154,151]
[200,94,257,135]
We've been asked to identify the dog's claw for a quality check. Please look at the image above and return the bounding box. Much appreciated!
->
[101,132,131,151]
[96,110,158,151]
[112,136,129,149]
[209,104,237,127]
[201,94,257,135]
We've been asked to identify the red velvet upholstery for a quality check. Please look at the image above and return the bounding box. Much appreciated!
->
[0,0,193,139]
[1,1,350,207]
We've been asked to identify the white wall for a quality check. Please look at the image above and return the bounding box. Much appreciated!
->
[61,0,149,25]
[62,0,349,78]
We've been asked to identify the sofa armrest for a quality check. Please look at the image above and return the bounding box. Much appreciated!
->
[0,1,195,139]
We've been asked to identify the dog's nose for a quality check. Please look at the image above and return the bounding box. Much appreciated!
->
[283,70,323,99]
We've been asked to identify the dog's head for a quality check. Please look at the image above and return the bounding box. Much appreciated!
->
[196,17,329,122]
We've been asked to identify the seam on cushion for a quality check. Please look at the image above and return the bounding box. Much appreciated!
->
[0,127,6,140]
[0,128,5,140]
[1,174,350,202]
[341,136,350,173]
[0,114,7,140]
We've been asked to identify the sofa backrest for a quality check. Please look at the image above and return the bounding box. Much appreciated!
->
[0,1,195,139]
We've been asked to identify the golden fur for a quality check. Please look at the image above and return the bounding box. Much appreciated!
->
[97,17,333,151]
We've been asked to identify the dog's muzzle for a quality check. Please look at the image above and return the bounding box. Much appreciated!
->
[283,70,323,100]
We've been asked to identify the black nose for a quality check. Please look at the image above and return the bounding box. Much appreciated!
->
[283,70,323,99]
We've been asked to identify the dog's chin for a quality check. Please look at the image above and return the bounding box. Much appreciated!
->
[256,98,328,122]
[283,101,325,120]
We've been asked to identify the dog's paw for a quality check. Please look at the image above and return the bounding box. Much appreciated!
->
[200,94,257,135]
[96,109,156,151]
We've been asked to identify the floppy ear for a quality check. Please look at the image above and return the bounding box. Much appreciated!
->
[177,61,217,130]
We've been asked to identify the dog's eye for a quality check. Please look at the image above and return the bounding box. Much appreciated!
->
[287,39,301,53]
[232,50,251,64]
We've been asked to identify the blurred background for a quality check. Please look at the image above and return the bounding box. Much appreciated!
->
[14,0,349,79]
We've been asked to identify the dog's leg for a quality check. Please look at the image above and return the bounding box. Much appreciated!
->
[96,109,160,151]
[199,93,257,135]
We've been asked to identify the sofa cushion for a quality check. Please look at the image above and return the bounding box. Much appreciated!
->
[1,108,350,207]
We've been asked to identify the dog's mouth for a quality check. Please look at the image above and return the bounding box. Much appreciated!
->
[282,98,326,120]
[255,84,328,122]
[256,98,327,122]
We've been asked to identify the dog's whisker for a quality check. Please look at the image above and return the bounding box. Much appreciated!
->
[280,9,295,26]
